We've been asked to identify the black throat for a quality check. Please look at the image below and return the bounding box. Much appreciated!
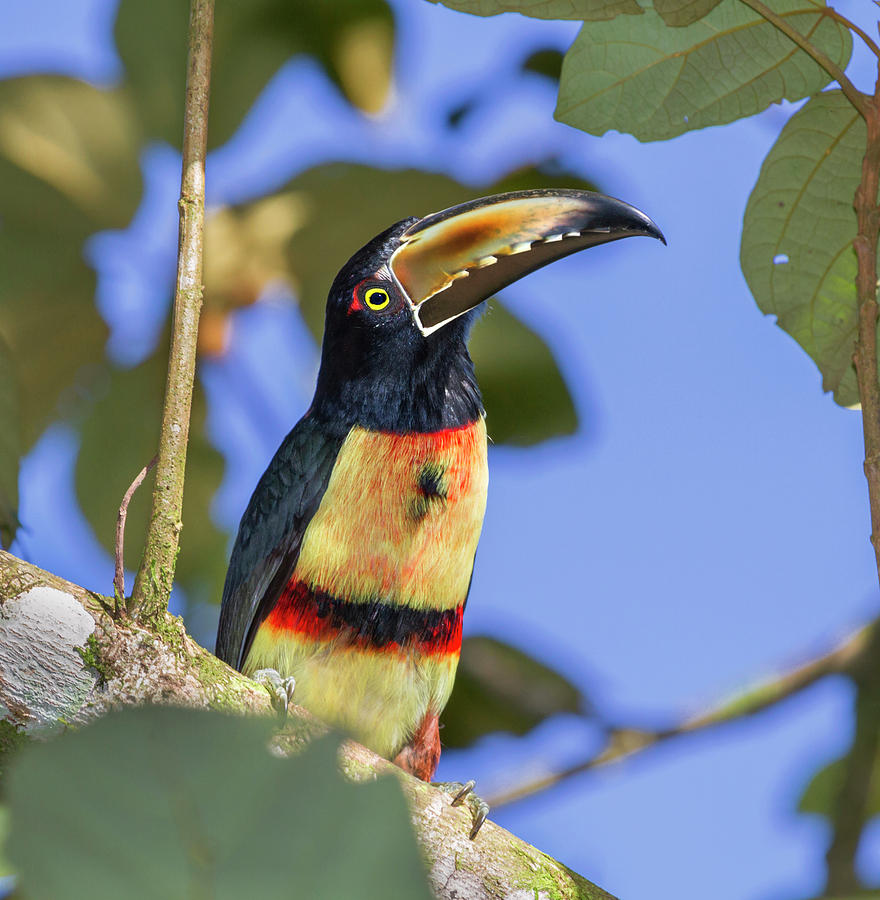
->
[310,311,484,434]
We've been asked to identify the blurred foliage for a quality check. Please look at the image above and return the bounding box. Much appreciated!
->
[742,90,869,409]
[442,636,584,747]
[522,48,565,81]
[116,0,394,148]
[0,77,141,450]
[75,353,227,606]
[6,706,431,899]
[0,337,19,548]
[799,751,880,820]
[0,806,11,879]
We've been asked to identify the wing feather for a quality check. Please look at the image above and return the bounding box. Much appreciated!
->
[215,416,349,670]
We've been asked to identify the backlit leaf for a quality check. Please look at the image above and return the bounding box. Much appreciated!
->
[741,91,867,407]
[442,635,584,747]
[115,0,395,148]
[654,0,723,27]
[7,707,431,900]
[555,0,851,141]
[430,0,643,22]
[75,353,227,605]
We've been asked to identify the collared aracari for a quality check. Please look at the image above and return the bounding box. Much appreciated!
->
[216,189,663,797]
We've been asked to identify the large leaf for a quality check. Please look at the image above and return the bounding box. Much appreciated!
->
[115,0,395,149]
[654,0,724,27]
[741,91,867,407]
[0,338,19,548]
[7,707,431,900]
[430,0,643,21]
[0,77,142,447]
[274,162,585,445]
[75,353,227,605]
[555,0,851,142]
[442,635,585,747]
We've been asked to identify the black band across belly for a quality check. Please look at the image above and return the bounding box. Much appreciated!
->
[266,578,463,657]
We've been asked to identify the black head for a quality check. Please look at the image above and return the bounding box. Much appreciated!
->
[309,189,665,434]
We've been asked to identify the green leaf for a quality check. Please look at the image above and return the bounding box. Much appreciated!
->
[741,91,866,407]
[115,0,395,149]
[7,707,431,900]
[0,77,142,447]
[555,0,851,142]
[654,0,723,27]
[523,48,566,81]
[75,353,227,605]
[442,636,584,748]
[0,337,19,548]
[277,162,586,445]
[472,303,577,444]
[799,751,880,819]
[430,0,643,22]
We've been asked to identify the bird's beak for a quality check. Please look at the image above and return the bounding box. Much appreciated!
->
[389,189,665,336]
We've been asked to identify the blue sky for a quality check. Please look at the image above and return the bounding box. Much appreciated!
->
[2,0,879,897]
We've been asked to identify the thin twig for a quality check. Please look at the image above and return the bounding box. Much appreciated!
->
[130,0,214,622]
[735,0,869,117]
[824,6,880,61]
[488,625,871,808]
[114,455,157,610]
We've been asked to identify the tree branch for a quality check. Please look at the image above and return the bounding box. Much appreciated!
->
[734,0,869,117]
[0,550,612,900]
[489,625,871,808]
[130,0,214,622]
[114,455,156,610]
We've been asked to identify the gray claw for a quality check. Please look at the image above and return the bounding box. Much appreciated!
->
[253,668,296,716]
[433,779,490,840]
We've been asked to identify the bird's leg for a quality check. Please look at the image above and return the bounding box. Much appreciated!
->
[432,780,490,840]
[394,709,489,839]
[252,668,296,716]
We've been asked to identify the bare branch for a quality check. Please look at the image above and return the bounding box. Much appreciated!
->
[489,625,871,807]
[130,0,214,622]
[114,455,157,610]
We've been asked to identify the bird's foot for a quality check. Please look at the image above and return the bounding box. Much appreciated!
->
[432,780,489,839]
[252,668,296,716]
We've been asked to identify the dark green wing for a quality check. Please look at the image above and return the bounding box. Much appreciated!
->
[215,415,349,670]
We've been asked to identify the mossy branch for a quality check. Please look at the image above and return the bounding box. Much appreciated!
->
[0,550,612,900]
[130,0,215,622]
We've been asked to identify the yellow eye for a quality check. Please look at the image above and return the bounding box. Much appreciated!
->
[364,287,390,310]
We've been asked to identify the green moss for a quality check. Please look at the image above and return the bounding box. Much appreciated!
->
[507,844,616,900]
[153,613,186,657]
[75,633,112,684]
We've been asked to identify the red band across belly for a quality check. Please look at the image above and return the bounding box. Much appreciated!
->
[266,579,463,657]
